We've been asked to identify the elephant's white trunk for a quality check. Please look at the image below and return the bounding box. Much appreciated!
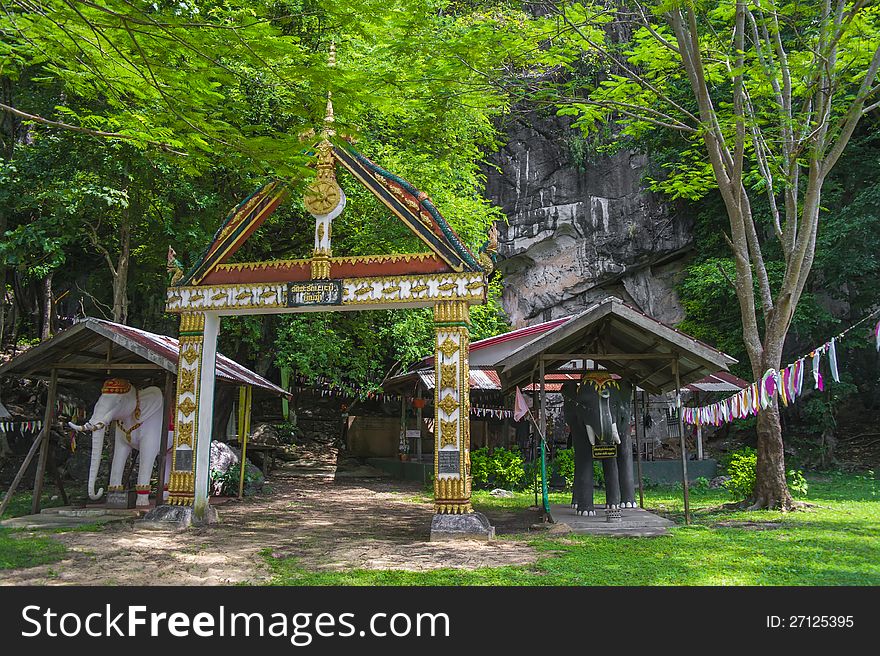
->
[69,420,106,432]
[87,426,106,500]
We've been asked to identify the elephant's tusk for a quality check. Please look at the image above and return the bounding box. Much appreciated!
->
[586,424,596,446]
[68,422,84,432]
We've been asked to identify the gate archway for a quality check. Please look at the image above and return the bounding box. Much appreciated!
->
[153,87,493,540]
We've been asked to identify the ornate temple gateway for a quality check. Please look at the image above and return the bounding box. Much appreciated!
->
[155,62,493,539]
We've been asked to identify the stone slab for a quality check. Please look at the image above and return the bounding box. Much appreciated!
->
[0,508,141,530]
[140,504,218,529]
[549,504,674,536]
[430,511,495,542]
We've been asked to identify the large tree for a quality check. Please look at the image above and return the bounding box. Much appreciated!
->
[544,0,880,508]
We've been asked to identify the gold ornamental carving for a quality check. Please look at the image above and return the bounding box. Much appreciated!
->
[182,345,199,366]
[440,363,457,390]
[179,368,196,395]
[433,476,473,514]
[438,337,458,359]
[177,422,194,447]
[434,300,470,324]
[438,393,459,417]
[311,255,331,280]
[440,419,458,448]
[304,179,341,215]
[180,313,206,333]
[178,397,197,417]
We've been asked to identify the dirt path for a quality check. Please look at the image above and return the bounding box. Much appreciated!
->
[1,464,539,586]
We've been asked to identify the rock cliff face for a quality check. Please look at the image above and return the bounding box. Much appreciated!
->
[485,113,693,327]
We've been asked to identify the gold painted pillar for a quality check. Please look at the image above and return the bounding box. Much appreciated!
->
[433,300,472,514]
[168,312,205,506]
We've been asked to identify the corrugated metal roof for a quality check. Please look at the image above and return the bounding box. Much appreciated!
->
[416,368,501,391]
[684,372,749,393]
[0,318,289,397]
[412,315,572,369]
[471,317,571,352]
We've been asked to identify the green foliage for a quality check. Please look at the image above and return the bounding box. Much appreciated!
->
[550,448,604,489]
[723,446,808,500]
[723,447,758,501]
[553,448,575,489]
[1,0,529,352]
[211,462,264,497]
[787,469,809,498]
[470,446,526,491]
[692,476,710,492]
[470,447,491,488]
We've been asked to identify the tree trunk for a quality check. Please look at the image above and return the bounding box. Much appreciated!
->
[1,75,20,348]
[40,272,53,341]
[112,197,131,324]
[0,214,6,346]
[751,406,794,510]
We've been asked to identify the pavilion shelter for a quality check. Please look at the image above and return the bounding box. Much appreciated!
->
[382,317,573,461]
[495,296,738,523]
[0,317,288,515]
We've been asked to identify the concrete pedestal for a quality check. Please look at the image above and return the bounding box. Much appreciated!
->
[106,490,136,509]
[430,511,494,542]
[141,504,218,528]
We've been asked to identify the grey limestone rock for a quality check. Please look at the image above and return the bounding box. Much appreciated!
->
[430,512,495,542]
[485,113,693,326]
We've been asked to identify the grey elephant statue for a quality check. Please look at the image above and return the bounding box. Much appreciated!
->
[561,374,636,516]
[68,378,170,506]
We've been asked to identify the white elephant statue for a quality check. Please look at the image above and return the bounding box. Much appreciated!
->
[69,378,171,507]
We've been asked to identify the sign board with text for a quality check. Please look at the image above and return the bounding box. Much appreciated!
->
[287,280,343,307]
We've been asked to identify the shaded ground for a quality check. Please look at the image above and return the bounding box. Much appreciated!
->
[0,456,539,585]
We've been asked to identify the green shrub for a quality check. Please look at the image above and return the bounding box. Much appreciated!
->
[550,448,605,489]
[471,447,491,488]
[787,469,809,497]
[211,462,264,496]
[553,448,575,489]
[724,447,757,500]
[470,447,526,490]
[723,446,810,500]
[692,476,710,491]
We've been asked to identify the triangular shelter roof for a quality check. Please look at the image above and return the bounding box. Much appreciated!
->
[495,297,737,395]
[0,318,288,397]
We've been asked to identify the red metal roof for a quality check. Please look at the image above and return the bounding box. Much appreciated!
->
[471,317,571,352]
[90,320,288,396]
[413,315,573,369]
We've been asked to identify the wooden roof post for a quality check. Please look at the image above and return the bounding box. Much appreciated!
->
[539,356,549,516]
[673,357,690,525]
[634,385,645,509]
[31,367,58,514]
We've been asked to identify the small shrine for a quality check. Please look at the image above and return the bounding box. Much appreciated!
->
[157,47,493,539]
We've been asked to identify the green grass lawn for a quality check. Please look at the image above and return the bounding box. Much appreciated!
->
[0,528,67,570]
[266,471,880,586]
[1,473,877,583]
[0,491,69,571]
